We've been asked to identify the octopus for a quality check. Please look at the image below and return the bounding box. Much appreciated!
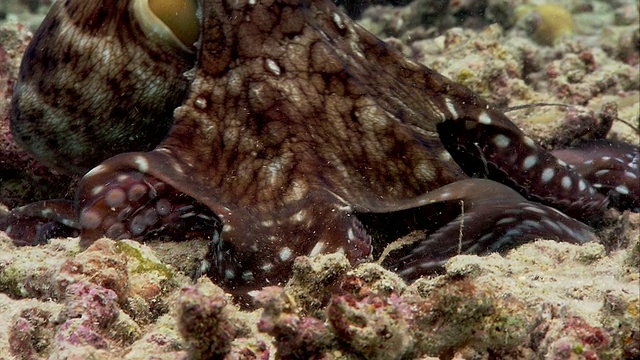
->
[2,0,638,298]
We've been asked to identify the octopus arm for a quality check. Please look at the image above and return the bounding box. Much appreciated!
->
[435,109,609,224]
[1,200,79,245]
[368,179,597,281]
[72,150,372,295]
[552,139,639,212]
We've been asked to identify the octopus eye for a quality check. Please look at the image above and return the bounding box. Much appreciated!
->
[132,0,199,52]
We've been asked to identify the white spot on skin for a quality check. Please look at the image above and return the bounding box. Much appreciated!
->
[290,210,307,223]
[493,134,511,148]
[285,180,309,202]
[594,169,610,177]
[133,155,149,173]
[496,217,516,225]
[308,241,326,258]
[261,219,274,227]
[102,48,111,63]
[332,12,344,29]
[225,269,235,279]
[117,174,130,183]
[521,220,541,230]
[261,263,273,272]
[561,176,572,190]
[615,185,630,195]
[222,224,233,233]
[541,168,555,183]
[625,171,638,179]
[419,259,446,270]
[200,259,210,274]
[266,159,285,186]
[541,219,562,233]
[556,158,567,167]
[279,247,293,261]
[477,232,494,243]
[431,99,447,121]
[194,97,207,109]
[91,185,105,196]
[439,151,452,162]
[578,179,587,191]
[248,0,256,5]
[347,228,356,242]
[398,266,416,277]
[478,112,492,124]
[445,98,458,119]
[523,155,538,170]
[601,156,611,161]
[557,222,577,238]
[242,271,255,281]
[523,136,536,148]
[350,41,365,59]
[265,58,281,76]
[502,229,521,239]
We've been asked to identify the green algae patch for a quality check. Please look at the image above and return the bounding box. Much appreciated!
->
[113,240,180,325]
[114,241,173,280]
[0,235,79,300]
[0,266,28,298]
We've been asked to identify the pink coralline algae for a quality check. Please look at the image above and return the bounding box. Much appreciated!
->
[60,281,120,329]
[55,239,129,301]
[176,280,246,358]
[52,280,144,358]
[327,291,414,360]
[252,257,535,359]
[255,286,334,359]
[8,307,55,358]
[540,315,611,360]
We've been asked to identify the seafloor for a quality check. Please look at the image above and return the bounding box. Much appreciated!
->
[0,0,639,359]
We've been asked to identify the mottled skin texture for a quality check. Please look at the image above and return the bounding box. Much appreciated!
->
[10,0,194,174]
[3,0,638,298]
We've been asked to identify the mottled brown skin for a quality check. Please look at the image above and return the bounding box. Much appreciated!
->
[10,0,194,174]
[4,0,638,298]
